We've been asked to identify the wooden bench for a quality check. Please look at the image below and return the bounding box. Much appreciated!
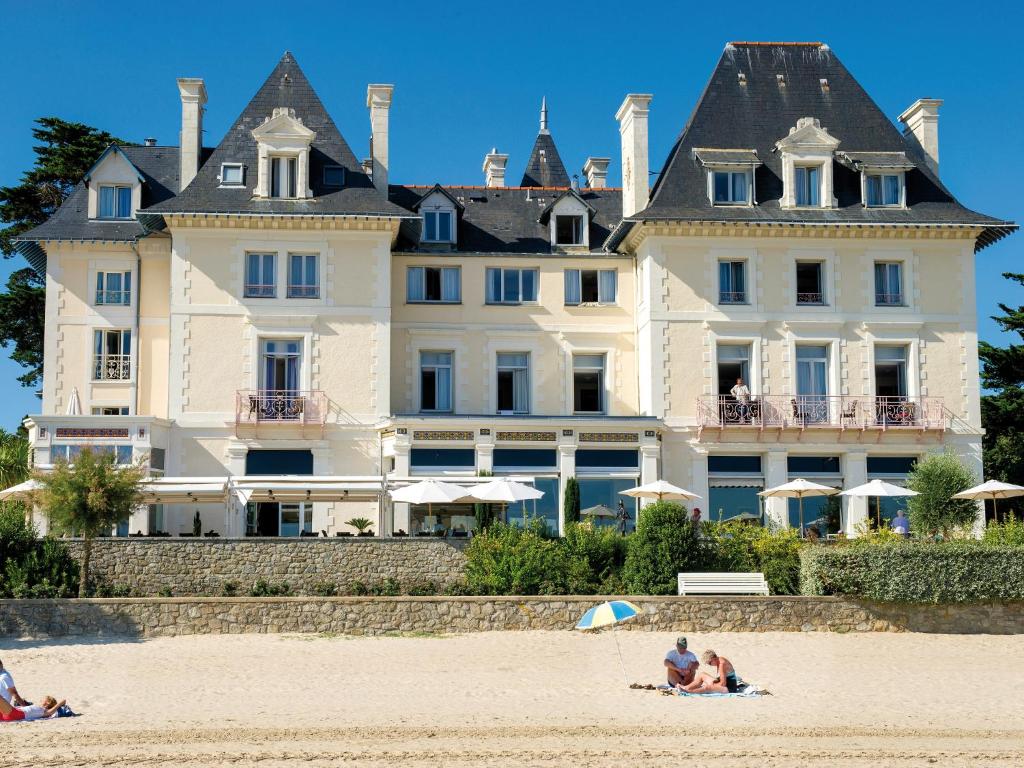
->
[677,572,770,596]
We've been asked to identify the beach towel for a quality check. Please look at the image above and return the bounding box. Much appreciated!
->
[655,683,769,698]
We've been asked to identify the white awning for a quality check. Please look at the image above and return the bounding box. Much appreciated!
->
[232,476,384,502]
[140,477,229,504]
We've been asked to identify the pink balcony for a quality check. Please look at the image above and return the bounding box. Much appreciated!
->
[696,395,948,438]
[236,390,327,432]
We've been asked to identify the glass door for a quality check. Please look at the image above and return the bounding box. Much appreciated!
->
[259,339,302,420]
[279,503,311,537]
[795,345,829,423]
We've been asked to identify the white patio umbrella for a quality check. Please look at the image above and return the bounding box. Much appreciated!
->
[952,480,1024,522]
[463,477,544,524]
[759,478,839,536]
[580,503,618,519]
[389,479,471,523]
[840,479,918,529]
[619,480,701,502]
[0,478,42,501]
[65,387,82,416]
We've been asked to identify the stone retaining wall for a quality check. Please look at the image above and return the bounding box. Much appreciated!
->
[2,596,1021,638]
[63,538,467,596]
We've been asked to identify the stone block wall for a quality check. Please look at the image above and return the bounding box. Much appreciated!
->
[63,538,467,596]
[1,596,1021,639]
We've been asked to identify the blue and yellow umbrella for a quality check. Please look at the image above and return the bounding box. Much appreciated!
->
[576,600,642,686]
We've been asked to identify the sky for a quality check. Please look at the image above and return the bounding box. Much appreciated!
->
[0,0,1020,431]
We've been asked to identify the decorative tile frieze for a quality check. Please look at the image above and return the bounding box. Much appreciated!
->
[579,432,639,443]
[54,428,130,439]
[495,431,556,442]
[413,430,474,441]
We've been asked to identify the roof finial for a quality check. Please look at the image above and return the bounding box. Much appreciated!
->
[540,97,549,134]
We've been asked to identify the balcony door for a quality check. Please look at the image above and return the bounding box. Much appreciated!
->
[717,344,750,397]
[795,345,829,423]
[874,346,908,398]
[258,339,302,420]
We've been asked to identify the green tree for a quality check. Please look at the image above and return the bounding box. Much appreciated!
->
[979,272,1024,487]
[562,476,580,531]
[0,430,30,490]
[34,447,144,596]
[0,118,131,388]
[473,470,494,532]
[622,501,709,594]
[906,451,978,537]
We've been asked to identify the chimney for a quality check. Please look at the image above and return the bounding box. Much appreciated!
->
[483,148,508,188]
[583,157,610,189]
[898,98,942,175]
[616,94,652,217]
[366,84,394,195]
[176,78,207,192]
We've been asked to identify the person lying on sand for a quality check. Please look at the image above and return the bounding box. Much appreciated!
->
[679,649,739,694]
[0,694,66,722]
[663,636,699,687]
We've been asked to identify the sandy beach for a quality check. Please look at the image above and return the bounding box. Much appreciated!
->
[0,630,1022,766]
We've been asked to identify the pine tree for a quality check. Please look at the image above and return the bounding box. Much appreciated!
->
[562,476,580,531]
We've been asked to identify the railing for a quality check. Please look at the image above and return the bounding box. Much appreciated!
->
[696,395,947,431]
[718,291,748,304]
[95,290,131,305]
[287,285,320,299]
[93,354,131,380]
[875,293,905,307]
[236,390,327,426]
[796,292,825,305]
[244,284,275,298]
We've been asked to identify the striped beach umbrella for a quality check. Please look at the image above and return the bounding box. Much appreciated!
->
[576,600,642,686]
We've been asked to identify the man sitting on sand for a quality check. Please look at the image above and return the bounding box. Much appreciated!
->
[663,636,698,687]
[0,660,27,708]
[680,649,739,694]
[0,694,66,722]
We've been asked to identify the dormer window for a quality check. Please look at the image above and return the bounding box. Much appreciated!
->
[251,107,316,200]
[270,156,298,198]
[540,189,594,249]
[775,118,840,209]
[794,166,821,207]
[220,163,244,186]
[423,210,453,243]
[694,150,760,207]
[865,173,903,207]
[712,170,750,205]
[323,165,345,187]
[555,215,584,245]
[99,185,132,219]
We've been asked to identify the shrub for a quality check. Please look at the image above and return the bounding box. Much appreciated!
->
[349,580,369,596]
[982,517,1024,547]
[799,540,1024,603]
[561,522,627,594]
[0,504,78,599]
[157,585,173,598]
[406,581,438,596]
[311,581,337,597]
[464,521,572,595]
[345,517,374,534]
[622,501,710,595]
[701,522,804,595]
[906,452,978,536]
[94,582,133,598]
[250,579,291,597]
[563,477,580,531]
[221,580,240,597]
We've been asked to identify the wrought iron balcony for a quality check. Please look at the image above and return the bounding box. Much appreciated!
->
[696,395,947,434]
[796,292,825,305]
[93,354,131,381]
[236,390,327,427]
[718,291,748,304]
[875,292,905,307]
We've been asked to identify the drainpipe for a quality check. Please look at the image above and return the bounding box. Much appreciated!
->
[130,241,142,417]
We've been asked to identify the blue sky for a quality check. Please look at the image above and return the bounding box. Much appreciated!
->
[0,0,1020,431]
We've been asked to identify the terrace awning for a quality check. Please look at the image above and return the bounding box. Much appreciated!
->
[232,476,384,503]
[139,477,229,504]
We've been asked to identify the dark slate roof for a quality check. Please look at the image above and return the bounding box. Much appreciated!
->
[839,151,915,170]
[389,185,622,254]
[625,42,1015,251]
[520,133,570,188]
[146,52,408,218]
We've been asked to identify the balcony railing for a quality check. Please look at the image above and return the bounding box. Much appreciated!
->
[95,290,131,305]
[236,390,327,427]
[93,354,131,381]
[718,291,748,304]
[796,292,825,305]
[875,293,905,307]
[696,395,947,432]
[244,284,275,298]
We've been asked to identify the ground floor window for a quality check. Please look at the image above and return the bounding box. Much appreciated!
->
[247,502,312,537]
[578,477,637,532]
[148,504,164,534]
[504,476,559,533]
[866,455,917,529]
[409,503,475,537]
[788,495,841,536]
[410,448,475,471]
[708,485,763,524]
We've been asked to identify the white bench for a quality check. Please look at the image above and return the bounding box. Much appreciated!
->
[677,572,770,596]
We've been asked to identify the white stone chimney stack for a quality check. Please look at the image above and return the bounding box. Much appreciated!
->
[898,98,942,176]
[583,157,610,189]
[483,149,509,188]
[177,78,207,192]
[366,84,394,195]
[616,94,653,217]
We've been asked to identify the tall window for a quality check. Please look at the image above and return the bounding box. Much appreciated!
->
[716,344,751,397]
[795,345,829,423]
[95,271,131,305]
[718,261,747,304]
[795,261,825,305]
[875,346,908,398]
[573,354,605,413]
[245,253,276,298]
[99,185,132,219]
[422,210,453,243]
[712,171,749,205]
[270,156,298,198]
[496,353,529,414]
[794,166,820,206]
[420,351,453,412]
[407,266,460,302]
[486,268,538,304]
[866,174,901,207]
[288,253,319,298]
[555,215,584,245]
[93,329,131,380]
[564,269,616,305]
[260,339,301,392]
[874,262,904,306]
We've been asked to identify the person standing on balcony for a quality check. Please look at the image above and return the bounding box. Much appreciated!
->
[730,378,751,423]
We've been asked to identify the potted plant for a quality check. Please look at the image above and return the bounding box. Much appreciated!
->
[192,510,202,537]
[346,517,375,537]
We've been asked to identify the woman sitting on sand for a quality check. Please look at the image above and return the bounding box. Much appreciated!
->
[679,650,739,694]
[0,694,66,722]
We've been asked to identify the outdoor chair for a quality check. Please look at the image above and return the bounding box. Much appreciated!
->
[841,399,859,424]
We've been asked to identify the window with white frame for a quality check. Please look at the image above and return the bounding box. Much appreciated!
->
[95,271,131,306]
[486,268,538,304]
[93,329,131,380]
[98,185,132,219]
[718,261,747,304]
[407,266,460,303]
[555,215,585,245]
[220,163,244,186]
[245,253,276,298]
[287,253,319,298]
[323,165,345,187]
[420,351,453,412]
[422,210,454,243]
[270,156,298,198]
[711,170,751,205]
[874,262,904,306]
[91,406,129,415]
[573,354,605,413]
[795,261,826,305]
[865,173,902,207]
[794,166,821,206]
[496,353,529,414]
[564,269,616,305]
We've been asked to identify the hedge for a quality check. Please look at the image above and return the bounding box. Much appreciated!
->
[800,542,1024,603]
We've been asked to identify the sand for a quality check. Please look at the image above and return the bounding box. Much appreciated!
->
[0,630,1022,766]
